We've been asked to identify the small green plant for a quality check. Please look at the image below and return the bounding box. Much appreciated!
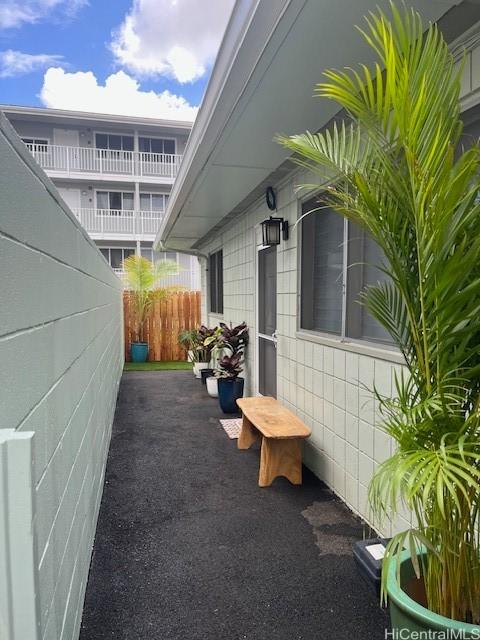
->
[123,255,181,343]
[278,3,480,624]
[178,329,200,356]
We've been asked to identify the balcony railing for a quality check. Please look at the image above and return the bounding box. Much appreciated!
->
[25,144,182,179]
[72,208,164,237]
[114,267,201,291]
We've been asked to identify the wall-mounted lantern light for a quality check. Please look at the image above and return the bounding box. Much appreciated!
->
[261,216,289,246]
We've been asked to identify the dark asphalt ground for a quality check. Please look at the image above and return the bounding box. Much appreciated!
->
[79,370,389,640]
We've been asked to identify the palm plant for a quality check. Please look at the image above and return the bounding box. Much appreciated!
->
[278,4,480,624]
[123,255,181,342]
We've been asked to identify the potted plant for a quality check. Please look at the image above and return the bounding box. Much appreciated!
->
[216,353,245,413]
[215,322,249,412]
[278,4,480,635]
[202,326,226,393]
[178,329,200,366]
[123,255,180,363]
[192,325,218,378]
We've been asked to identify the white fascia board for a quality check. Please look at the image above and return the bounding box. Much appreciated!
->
[0,104,193,131]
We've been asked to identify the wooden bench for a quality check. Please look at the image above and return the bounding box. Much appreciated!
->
[236,396,311,487]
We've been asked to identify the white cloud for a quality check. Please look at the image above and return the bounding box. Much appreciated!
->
[0,0,86,29]
[40,67,197,121]
[0,49,63,78]
[111,0,234,83]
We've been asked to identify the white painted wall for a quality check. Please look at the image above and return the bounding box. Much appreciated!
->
[0,113,123,640]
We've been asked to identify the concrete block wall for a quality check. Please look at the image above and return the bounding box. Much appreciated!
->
[0,113,123,640]
[197,169,411,538]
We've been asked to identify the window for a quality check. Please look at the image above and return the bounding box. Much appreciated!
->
[22,137,49,151]
[300,197,391,344]
[99,247,135,269]
[139,137,176,156]
[209,250,223,314]
[95,133,133,151]
[301,206,344,334]
[96,191,134,214]
[139,193,167,215]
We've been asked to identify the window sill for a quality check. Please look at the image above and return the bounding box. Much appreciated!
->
[295,330,405,365]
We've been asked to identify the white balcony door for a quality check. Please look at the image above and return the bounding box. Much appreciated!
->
[53,129,79,170]
[57,187,81,216]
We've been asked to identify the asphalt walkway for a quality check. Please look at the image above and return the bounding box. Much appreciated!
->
[80,370,388,640]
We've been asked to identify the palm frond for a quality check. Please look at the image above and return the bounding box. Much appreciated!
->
[277,3,480,621]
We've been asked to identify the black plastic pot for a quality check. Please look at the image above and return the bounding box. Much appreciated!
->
[353,538,389,598]
[217,377,244,413]
[200,368,214,384]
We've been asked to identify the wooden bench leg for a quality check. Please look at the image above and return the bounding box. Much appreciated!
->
[238,415,259,449]
[258,438,302,487]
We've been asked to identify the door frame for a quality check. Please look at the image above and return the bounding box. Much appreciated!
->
[53,128,80,147]
[255,243,277,396]
[57,187,81,212]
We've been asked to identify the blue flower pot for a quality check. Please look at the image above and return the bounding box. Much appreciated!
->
[218,378,244,414]
[130,342,149,363]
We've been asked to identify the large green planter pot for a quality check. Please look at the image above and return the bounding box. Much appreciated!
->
[387,550,480,638]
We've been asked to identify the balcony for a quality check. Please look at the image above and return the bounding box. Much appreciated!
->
[25,143,182,180]
[113,266,200,290]
[72,208,164,239]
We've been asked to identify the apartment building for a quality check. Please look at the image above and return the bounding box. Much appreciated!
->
[2,105,201,289]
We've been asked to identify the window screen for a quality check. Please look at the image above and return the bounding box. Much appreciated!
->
[346,223,391,343]
[300,196,392,344]
[209,250,223,314]
[301,202,344,334]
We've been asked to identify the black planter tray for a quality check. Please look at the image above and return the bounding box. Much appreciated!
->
[353,537,390,598]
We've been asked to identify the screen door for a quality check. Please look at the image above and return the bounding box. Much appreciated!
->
[258,245,277,397]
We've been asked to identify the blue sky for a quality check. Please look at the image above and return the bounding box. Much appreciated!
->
[0,0,234,121]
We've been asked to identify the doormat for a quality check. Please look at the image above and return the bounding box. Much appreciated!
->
[219,418,242,439]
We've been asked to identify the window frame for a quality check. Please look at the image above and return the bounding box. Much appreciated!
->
[99,246,135,269]
[94,190,135,216]
[22,137,50,149]
[208,249,224,315]
[297,191,395,350]
[139,192,169,214]
[138,135,177,156]
[94,132,134,152]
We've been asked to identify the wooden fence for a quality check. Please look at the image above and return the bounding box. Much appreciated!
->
[124,290,201,361]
